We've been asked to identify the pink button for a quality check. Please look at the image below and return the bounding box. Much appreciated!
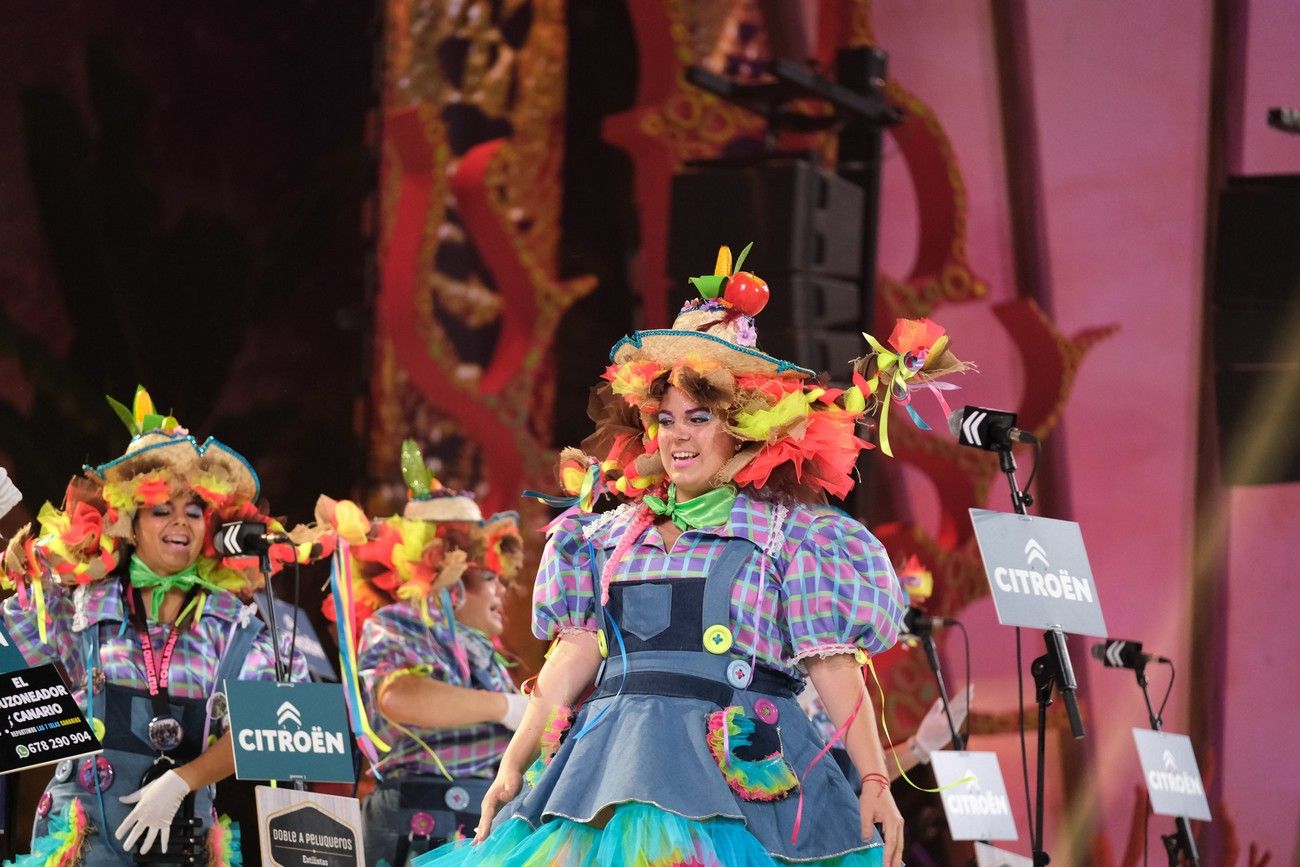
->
[409,811,436,837]
[37,792,52,818]
[754,698,779,724]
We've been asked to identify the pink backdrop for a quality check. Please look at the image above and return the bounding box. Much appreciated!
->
[870,0,1300,862]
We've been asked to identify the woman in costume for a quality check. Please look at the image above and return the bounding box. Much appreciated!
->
[2,388,310,867]
[418,246,970,867]
[319,441,527,866]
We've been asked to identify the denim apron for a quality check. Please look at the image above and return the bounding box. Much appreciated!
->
[496,535,885,862]
[29,611,263,866]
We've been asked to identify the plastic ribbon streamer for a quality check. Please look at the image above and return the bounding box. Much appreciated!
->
[442,588,471,683]
[860,332,960,458]
[791,683,865,845]
[387,718,454,782]
[33,575,47,645]
[329,541,391,767]
[572,548,629,743]
[523,462,603,513]
[864,657,973,794]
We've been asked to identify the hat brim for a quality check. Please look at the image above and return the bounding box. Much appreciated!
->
[89,434,261,503]
[610,330,813,377]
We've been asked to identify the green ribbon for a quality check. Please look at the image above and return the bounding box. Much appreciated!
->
[644,484,738,531]
[128,555,221,621]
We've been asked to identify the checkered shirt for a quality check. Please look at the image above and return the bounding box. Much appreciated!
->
[1,579,301,716]
[357,601,514,779]
[533,491,906,677]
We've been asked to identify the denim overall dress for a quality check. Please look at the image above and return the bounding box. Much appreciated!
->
[28,607,264,866]
[361,712,497,865]
[495,536,885,862]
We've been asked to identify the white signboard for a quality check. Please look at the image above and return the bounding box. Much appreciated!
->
[970,509,1108,637]
[930,750,1019,841]
[256,786,365,867]
[1132,729,1212,821]
[974,842,1034,867]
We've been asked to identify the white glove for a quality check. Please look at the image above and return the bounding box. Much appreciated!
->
[499,692,529,731]
[0,468,21,521]
[913,686,973,762]
[115,769,190,854]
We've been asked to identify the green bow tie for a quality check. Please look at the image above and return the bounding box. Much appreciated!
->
[644,484,737,531]
[129,555,221,620]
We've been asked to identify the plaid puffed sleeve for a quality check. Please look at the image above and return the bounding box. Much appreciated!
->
[778,511,906,663]
[531,515,599,641]
[236,622,311,683]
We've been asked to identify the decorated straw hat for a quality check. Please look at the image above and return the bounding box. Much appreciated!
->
[609,243,812,377]
[321,439,524,636]
[540,244,973,509]
[3,386,301,591]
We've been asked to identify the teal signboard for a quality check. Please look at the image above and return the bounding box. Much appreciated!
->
[226,681,355,783]
[0,619,29,674]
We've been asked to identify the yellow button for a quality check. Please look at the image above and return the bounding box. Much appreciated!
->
[854,648,868,666]
[702,625,733,654]
[596,630,609,658]
[91,718,106,740]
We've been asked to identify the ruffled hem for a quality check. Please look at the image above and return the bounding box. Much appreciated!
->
[789,644,860,665]
[207,814,242,867]
[413,804,882,867]
[6,800,91,867]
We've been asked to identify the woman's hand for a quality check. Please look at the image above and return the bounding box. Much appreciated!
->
[860,783,904,867]
[473,767,523,844]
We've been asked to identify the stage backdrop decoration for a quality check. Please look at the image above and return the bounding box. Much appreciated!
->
[371,0,595,521]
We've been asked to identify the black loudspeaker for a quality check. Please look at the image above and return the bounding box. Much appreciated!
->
[758,329,863,384]
[1213,174,1300,485]
[668,159,865,278]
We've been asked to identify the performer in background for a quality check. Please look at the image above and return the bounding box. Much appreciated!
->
[2,387,310,867]
[418,245,971,867]
[319,440,527,866]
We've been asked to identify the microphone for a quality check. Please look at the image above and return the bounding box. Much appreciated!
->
[1091,638,1169,670]
[902,606,954,634]
[213,521,290,557]
[1267,107,1300,134]
[947,406,1038,450]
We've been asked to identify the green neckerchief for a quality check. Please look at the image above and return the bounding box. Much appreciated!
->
[644,483,738,532]
[128,555,221,621]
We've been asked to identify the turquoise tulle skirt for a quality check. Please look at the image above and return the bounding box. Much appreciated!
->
[414,802,883,867]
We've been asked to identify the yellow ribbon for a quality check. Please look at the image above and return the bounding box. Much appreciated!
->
[865,656,974,793]
[33,577,47,645]
[861,333,918,458]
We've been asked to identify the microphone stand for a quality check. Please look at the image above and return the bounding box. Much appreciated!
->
[257,551,305,793]
[258,551,287,683]
[913,620,964,750]
[997,440,1085,867]
[1133,661,1200,867]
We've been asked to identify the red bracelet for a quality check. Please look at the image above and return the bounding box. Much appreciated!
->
[860,771,890,791]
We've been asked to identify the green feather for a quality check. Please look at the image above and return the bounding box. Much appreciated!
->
[400,439,433,498]
[106,395,139,436]
[732,241,754,275]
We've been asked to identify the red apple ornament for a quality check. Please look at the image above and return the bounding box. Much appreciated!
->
[723,271,769,316]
